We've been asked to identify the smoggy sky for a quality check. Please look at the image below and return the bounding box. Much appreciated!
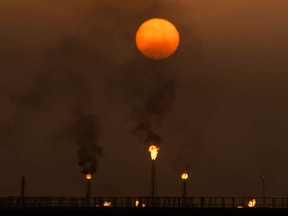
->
[0,0,288,198]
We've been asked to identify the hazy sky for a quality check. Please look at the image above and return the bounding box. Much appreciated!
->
[0,0,288,198]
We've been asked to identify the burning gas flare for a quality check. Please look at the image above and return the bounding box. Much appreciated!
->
[103,201,112,207]
[148,145,160,160]
[135,200,139,207]
[85,173,92,180]
[135,200,145,207]
[248,199,256,207]
[181,172,188,180]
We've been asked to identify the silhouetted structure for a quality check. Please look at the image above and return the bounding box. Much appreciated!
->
[150,160,157,197]
[86,176,91,207]
[1,196,288,209]
[263,175,266,208]
[20,176,26,199]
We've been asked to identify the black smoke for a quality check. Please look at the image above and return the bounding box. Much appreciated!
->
[115,58,177,146]
[74,115,102,175]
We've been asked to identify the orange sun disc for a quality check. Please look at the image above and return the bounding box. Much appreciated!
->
[136,18,180,60]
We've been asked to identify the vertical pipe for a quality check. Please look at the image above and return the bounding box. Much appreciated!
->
[20,176,26,207]
[262,175,265,208]
[150,160,157,207]
[182,181,187,198]
[20,176,26,198]
[182,180,187,207]
[150,160,156,197]
[86,179,91,207]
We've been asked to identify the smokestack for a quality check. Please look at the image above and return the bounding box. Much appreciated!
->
[262,175,266,208]
[150,160,157,198]
[113,49,177,207]
[86,180,91,200]
[85,174,92,207]
[181,171,188,207]
[148,145,160,207]
[20,176,26,198]
[74,115,101,206]
[182,178,187,198]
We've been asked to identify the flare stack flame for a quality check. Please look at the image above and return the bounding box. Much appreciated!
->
[85,173,92,180]
[181,172,188,180]
[148,145,160,160]
[248,199,256,207]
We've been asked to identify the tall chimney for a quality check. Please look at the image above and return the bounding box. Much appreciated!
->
[20,176,26,198]
[85,174,92,207]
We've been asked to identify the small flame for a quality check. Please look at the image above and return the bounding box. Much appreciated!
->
[248,199,256,207]
[135,200,146,207]
[103,201,112,207]
[85,173,92,180]
[237,205,243,208]
[148,145,160,160]
[135,200,139,207]
[181,172,188,180]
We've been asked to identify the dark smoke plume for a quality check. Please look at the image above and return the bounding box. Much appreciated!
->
[74,115,102,174]
[116,59,177,146]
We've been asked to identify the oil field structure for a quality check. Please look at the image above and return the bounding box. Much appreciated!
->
[2,147,288,215]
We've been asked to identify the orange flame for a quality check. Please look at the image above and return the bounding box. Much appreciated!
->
[237,205,243,208]
[103,201,112,207]
[135,200,139,207]
[248,199,256,207]
[135,200,146,207]
[181,172,188,180]
[148,145,160,160]
[85,173,92,180]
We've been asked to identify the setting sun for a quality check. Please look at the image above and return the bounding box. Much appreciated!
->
[136,18,180,60]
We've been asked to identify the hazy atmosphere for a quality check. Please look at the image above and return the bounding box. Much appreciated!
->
[1,0,288,198]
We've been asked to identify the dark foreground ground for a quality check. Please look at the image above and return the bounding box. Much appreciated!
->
[1,208,288,216]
